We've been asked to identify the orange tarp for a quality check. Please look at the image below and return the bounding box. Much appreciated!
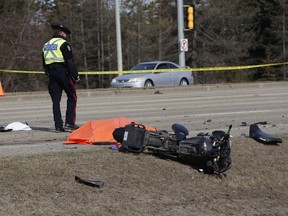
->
[64,117,156,145]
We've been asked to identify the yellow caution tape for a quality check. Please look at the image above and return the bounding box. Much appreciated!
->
[0,70,44,74]
[0,62,287,75]
[190,62,288,72]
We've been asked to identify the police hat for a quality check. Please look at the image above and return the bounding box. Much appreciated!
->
[51,22,71,34]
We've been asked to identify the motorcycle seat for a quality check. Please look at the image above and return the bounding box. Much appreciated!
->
[172,123,189,141]
[249,123,282,145]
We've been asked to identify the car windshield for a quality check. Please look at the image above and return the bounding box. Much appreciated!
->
[130,63,157,70]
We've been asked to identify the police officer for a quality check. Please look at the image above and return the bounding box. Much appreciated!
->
[42,22,80,132]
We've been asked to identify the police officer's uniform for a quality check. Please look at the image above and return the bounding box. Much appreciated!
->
[42,23,79,132]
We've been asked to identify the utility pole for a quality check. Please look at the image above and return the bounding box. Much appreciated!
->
[115,0,123,72]
[177,0,185,67]
[283,0,286,81]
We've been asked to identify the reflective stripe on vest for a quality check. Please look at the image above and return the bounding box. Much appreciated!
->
[43,38,67,65]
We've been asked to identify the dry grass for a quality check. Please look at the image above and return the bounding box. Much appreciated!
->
[0,134,287,216]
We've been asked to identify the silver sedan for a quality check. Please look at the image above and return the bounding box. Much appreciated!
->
[110,61,194,88]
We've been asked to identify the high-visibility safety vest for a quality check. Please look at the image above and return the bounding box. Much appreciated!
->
[43,38,67,65]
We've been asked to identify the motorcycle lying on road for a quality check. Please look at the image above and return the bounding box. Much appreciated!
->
[113,123,232,177]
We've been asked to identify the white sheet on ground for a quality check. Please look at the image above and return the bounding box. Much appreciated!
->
[4,122,32,131]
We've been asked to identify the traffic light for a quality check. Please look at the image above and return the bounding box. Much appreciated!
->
[187,6,194,30]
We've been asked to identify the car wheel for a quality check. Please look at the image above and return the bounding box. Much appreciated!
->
[179,78,189,86]
[144,80,154,87]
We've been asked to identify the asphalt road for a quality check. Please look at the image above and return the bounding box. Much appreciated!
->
[1,82,287,156]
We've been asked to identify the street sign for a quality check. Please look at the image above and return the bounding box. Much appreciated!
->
[180,39,188,52]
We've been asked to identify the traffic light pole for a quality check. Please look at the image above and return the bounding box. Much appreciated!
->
[177,0,185,67]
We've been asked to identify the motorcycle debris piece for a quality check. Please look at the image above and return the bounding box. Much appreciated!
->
[249,123,282,145]
[75,176,104,188]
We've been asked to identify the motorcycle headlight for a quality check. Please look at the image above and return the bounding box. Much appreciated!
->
[111,78,116,83]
